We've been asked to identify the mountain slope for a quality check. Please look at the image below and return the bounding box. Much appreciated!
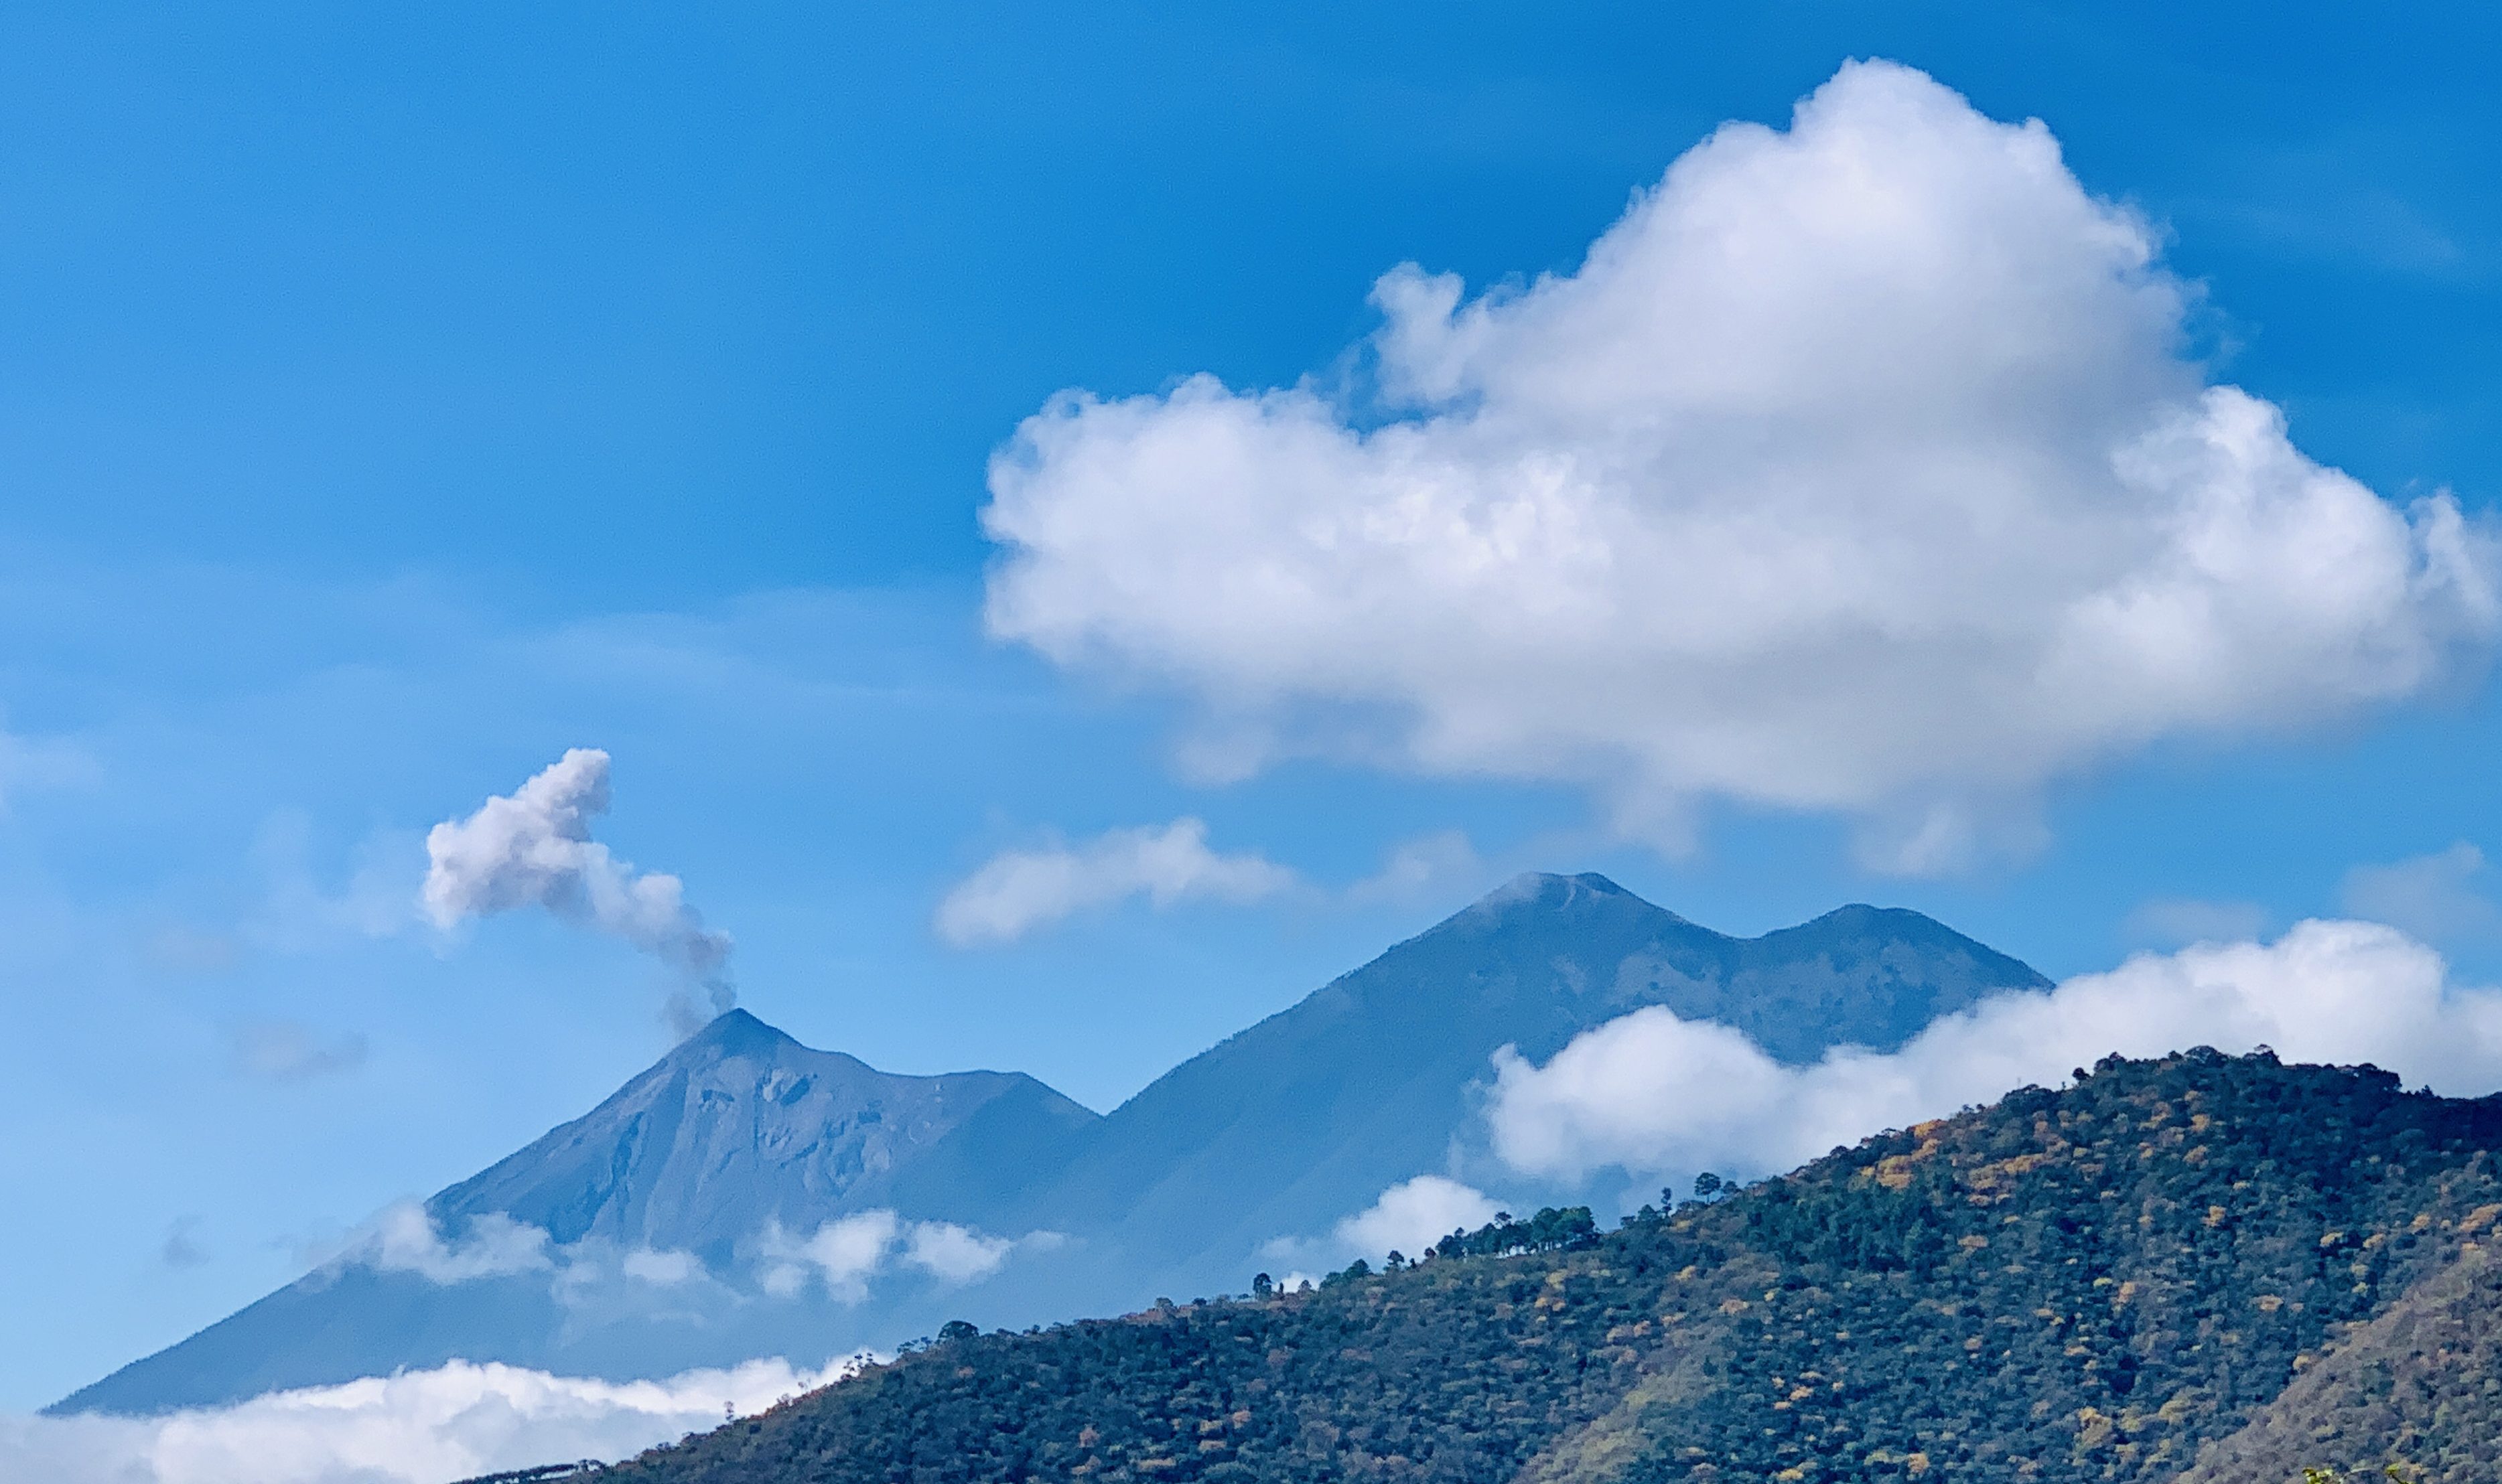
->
[55,1012,1100,1416]
[2179,1236,2502,1483]
[57,875,2056,1417]
[576,1049,2502,1484]
[1012,873,2048,1289]
[431,1009,1093,1259]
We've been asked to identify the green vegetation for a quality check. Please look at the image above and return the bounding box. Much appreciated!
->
[1426,1204,1598,1260]
[2180,1222,2502,1481]
[557,1049,2502,1484]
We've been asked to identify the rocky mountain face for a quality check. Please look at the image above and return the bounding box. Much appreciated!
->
[433,1009,1097,1264]
[54,1013,1099,1416]
[999,872,2051,1302]
[573,1050,2502,1484]
[57,873,2055,1416]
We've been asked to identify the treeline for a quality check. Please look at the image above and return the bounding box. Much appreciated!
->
[527,1050,2502,1484]
[1425,1203,1598,1260]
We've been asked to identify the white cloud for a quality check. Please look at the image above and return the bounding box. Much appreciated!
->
[1333,1175,1502,1260]
[758,1211,898,1301]
[2340,842,2502,947]
[421,749,734,1029]
[1,1353,865,1484]
[226,1019,369,1084]
[544,1242,746,1322]
[979,60,2497,872]
[904,1221,1016,1284]
[1486,918,2502,1182]
[309,1201,1024,1308]
[1259,1175,1506,1274]
[354,1201,553,1285]
[757,1211,1027,1299]
[620,1248,701,1287]
[934,817,1297,946]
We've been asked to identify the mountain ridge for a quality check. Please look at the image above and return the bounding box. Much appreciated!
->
[997,871,2051,1292]
[570,1048,2502,1484]
[432,1006,1097,1262]
[54,1009,1103,1416]
[57,873,2056,1418]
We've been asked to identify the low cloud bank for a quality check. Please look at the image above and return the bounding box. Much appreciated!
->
[422,749,733,1033]
[758,1213,1030,1299]
[4,1354,863,1484]
[934,817,1296,946]
[1488,919,2502,1182]
[357,1201,553,1284]
[326,1201,1032,1307]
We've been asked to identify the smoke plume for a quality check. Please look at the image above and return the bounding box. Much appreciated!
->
[423,749,733,1033]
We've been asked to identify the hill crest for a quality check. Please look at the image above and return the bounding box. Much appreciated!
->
[576,1047,2502,1484]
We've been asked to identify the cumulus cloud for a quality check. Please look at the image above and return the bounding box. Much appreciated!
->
[620,1248,701,1287]
[758,1211,896,1301]
[543,1241,746,1323]
[348,1201,553,1285]
[311,1201,719,1300]
[1259,1175,1507,1274]
[980,60,2497,871]
[310,1201,1027,1311]
[423,749,734,1031]
[1333,1175,1503,1260]
[0,1353,864,1484]
[226,1019,369,1084]
[904,1220,1018,1284]
[757,1211,1022,1299]
[934,817,1297,946]
[1487,919,2502,1182]
[2340,842,2502,948]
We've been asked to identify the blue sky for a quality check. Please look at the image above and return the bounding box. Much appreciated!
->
[4,1,2501,1410]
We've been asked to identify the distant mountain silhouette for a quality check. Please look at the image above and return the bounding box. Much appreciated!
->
[991,871,2048,1303]
[435,1009,1096,1264]
[57,873,2050,1415]
[56,1011,1097,1415]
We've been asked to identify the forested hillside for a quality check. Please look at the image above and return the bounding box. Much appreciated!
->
[2178,1242,2502,1483]
[521,1049,2502,1484]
